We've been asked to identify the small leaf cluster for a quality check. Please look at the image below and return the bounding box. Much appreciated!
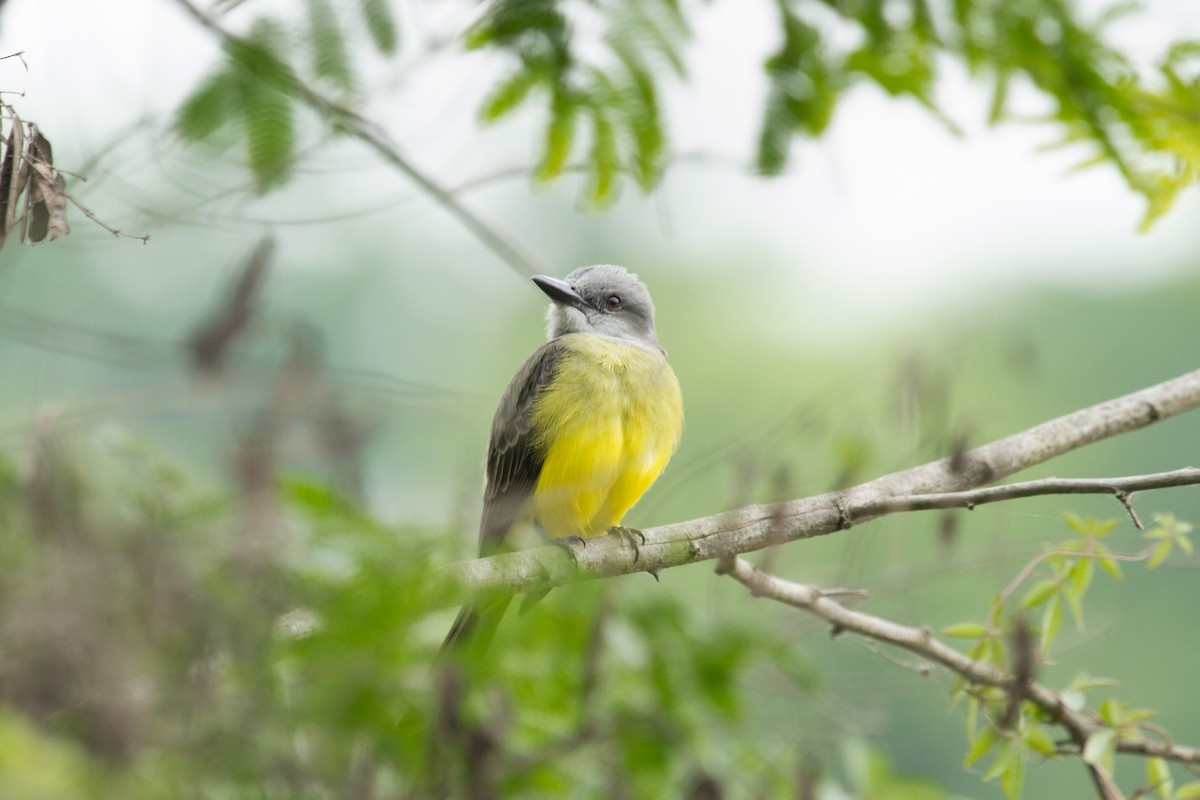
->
[468,0,688,207]
[175,0,400,192]
[1145,511,1195,568]
[466,0,1200,224]
[756,0,1200,225]
[945,511,1196,799]
[170,1,1200,224]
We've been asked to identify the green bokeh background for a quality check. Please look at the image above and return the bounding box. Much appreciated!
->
[1,0,1199,792]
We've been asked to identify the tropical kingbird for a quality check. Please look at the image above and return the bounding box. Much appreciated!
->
[441,264,684,653]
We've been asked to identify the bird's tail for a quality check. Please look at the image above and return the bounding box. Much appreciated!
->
[438,594,513,659]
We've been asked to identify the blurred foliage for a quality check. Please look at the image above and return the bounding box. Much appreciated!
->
[174,0,1200,223]
[0,429,968,797]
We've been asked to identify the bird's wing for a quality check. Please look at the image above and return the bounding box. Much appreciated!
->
[476,339,566,557]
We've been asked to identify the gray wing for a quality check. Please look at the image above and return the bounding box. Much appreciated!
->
[476,339,565,557]
[440,341,566,656]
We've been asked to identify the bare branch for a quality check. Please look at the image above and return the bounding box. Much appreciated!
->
[63,192,150,244]
[0,51,28,70]
[1086,763,1126,800]
[858,468,1200,516]
[171,0,545,278]
[436,369,1200,604]
[718,555,1200,768]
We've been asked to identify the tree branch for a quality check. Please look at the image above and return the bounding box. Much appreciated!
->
[717,555,1200,768]
[171,0,545,278]
[436,368,1200,604]
[861,468,1200,526]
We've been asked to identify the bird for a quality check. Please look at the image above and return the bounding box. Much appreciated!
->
[441,264,684,655]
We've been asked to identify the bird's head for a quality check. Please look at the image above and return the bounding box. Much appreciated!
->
[533,264,661,349]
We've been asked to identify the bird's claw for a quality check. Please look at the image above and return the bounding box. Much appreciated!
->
[609,525,645,564]
[551,535,587,566]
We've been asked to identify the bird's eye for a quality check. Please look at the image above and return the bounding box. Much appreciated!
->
[605,295,622,311]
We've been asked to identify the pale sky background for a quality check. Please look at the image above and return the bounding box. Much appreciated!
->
[2,0,1199,340]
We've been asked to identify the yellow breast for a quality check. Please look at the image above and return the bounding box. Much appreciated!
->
[530,333,683,539]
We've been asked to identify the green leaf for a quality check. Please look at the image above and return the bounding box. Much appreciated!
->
[360,0,399,54]
[1146,756,1173,799]
[1068,554,1094,596]
[1175,781,1200,799]
[587,107,620,207]
[988,70,1011,124]
[1122,706,1159,725]
[1064,514,1119,538]
[1082,728,1116,767]
[1063,512,1087,535]
[982,740,1015,783]
[307,0,354,90]
[480,68,541,122]
[964,724,999,767]
[536,90,577,182]
[1064,558,1090,630]
[756,10,842,174]
[1040,593,1063,652]
[1024,725,1058,758]
[756,88,794,175]
[1001,747,1025,800]
[175,68,235,141]
[1098,555,1124,579]
[1148,538,1173,569]
[943,622,989,638]
[619,60,665,189]
[1060,689,1087,713]
[224,21,294,91]
[1067,672,1119,693]
[238,70,296,193]
[1021,579,1059,610]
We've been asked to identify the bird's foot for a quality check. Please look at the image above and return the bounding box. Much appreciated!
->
[550,535,587,566]
[609,525,645,564]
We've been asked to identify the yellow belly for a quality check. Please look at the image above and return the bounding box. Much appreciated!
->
[530,333,683,539]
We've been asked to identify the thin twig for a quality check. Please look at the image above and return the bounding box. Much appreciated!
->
[171,0,544,278]
[0,51,28,70]
[856,468,1200,518]
[64,192,150,243]
[995,544,1156,611]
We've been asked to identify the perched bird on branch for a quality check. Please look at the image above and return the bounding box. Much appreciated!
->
[441,264,684,655]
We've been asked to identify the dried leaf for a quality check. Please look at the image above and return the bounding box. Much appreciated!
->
[2,115,28,243]
[189,238,275,373]
[26,130,69,244]
[0,126,14,253]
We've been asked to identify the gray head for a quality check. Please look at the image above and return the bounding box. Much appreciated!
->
[532,264,661,349]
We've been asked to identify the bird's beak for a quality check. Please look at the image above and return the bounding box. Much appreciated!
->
[532,275,589,311]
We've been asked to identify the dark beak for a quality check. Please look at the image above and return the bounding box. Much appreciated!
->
[532,275,589,311]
